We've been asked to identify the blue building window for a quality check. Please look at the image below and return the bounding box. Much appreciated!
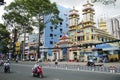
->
[50,41,53,44]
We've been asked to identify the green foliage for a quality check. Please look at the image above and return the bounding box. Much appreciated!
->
[0,23,10,53]
[2,0,62,56]
[3,0,34,34]
[3,0,62,33]
[0,23,10,40]
[23,0,62,29]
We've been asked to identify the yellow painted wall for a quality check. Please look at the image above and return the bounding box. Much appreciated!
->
[108,54,119,61]
[15,42,20,53]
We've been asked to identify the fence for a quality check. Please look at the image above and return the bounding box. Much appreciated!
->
[42,63,120,74]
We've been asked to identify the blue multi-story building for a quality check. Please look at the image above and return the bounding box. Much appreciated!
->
[41,5,70,60]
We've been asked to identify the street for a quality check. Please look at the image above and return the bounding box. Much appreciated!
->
[0,62,120,80]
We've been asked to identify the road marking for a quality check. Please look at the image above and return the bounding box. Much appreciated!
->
[53,78,63,80]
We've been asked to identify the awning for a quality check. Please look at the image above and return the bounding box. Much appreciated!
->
[94,43,119,51]
[103,47,119,51]
[95,43,112,49]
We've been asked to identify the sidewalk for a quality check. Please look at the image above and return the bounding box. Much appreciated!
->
[17,60,120,67]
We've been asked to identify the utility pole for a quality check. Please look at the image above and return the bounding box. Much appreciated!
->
[22,26,26,61]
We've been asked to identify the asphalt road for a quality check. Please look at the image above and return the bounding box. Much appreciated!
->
[0,63,120,80]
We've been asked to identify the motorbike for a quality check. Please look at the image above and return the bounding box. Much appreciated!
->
[87,61,95,66]
[32,66,43,78]
[86,59,95,66]
[86,60,103,67]
[4,63,10,73]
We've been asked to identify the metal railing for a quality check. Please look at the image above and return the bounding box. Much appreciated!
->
[42,63,120,74]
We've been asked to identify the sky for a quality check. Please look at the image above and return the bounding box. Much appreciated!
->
[0,0,120,23]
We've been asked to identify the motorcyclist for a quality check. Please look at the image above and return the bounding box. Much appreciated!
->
[4,60,10,72]
[33,61,39,68]
[4,60,10,66]
[55,59,58,65]
[87,59,95,66]
[33,61,39,73]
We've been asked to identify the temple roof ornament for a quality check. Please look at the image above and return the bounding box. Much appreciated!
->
[69,6,79,17]
[83,0,94,12]
[59,34,69,40]
[56,34,73,45]
[83,0,93,6]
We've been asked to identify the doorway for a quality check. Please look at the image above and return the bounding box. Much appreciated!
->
[73,52,77,60]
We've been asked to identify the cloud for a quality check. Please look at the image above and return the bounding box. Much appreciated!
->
[50,0,120,18]
[50,0,85,9]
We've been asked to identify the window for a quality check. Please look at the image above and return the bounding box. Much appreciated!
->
[50,41,53,44]
[60,28,63,32]
[50,34,53,37]
[91,28,94,32]
[60,35,62,37]
[77,36,80,41]
[54,42,57,44]
[54,34,56,36]
[50,26,53,31]
[50,26,53,29]
[82,36,84,41]
[60,22,62,25]
[86,35,89,40]
[85,28,89,33]
[55,25,58,29]
[91,35,94,39]
[101,38,104,42]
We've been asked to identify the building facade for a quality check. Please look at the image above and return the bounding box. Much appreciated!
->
[52,0,119,62]
[110,17,120,39]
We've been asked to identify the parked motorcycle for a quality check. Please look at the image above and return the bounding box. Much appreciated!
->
[32,66,43,78]
[87,59,103,67]
[86,59,95,66]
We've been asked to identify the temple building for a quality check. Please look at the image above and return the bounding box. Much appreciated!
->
[51,0,120,62]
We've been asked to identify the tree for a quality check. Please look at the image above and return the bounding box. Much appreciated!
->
[2,0,34,59]
[20,0,62,58]
[0,23,10,54]
[3,0,62,59]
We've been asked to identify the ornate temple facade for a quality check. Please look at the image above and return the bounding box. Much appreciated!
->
[51,0,119,62]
